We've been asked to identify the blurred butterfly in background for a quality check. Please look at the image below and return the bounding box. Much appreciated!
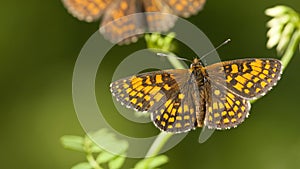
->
[62,0,206,44]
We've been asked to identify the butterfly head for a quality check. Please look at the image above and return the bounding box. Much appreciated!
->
[190,58,207,85]
[191,58,204,69]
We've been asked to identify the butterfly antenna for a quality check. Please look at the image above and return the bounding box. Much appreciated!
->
[157,53,192,62]
[199,39,231,60]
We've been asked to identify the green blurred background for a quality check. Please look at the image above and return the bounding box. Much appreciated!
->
[1,0,300,168]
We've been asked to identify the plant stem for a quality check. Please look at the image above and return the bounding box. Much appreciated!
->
[281,30,300,72]
[251,30,299,104]
[86,153,103,169]
[166,55,187,69]
[144,28,299,165]
[84,137,103,169]
[144,54,185,162]
[145,132,174,157]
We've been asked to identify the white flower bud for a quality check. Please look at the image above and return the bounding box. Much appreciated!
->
[265,6,290,17]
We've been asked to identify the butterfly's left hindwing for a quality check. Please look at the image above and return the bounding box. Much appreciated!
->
[110,69,201,133]
[204,58,282,129]
[204,81,251,129]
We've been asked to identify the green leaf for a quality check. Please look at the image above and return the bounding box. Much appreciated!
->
[96,151,117,164]
[133,155,169,169]
[90,144,103,153]
[61,135,84,152]
[71,162,92,169]
[147,155,168,169]
[108,154,126,169]
[164,33,175,44]
[145,32,176,52]
[90,129,129,155]
[133,159,147,169]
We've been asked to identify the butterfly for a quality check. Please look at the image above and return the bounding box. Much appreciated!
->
[62,0,206,43]
[110,57,282,133]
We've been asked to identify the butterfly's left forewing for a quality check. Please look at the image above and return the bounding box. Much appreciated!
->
[110,69,201,133]
[203,58,282,129]
[205,58,282,99]
[204,81,251,129]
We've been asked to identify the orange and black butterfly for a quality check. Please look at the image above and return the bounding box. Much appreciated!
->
[62,0,206,43]
[110,58,282,133]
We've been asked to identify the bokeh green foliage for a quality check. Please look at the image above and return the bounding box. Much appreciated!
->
[2,1,300,169]
[61,129,169,169]
[60,33,176,169]
[266,6,300,68]
[61,5,300,168]
[61,129,128,169]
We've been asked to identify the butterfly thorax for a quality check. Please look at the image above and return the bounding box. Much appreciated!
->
[190,58,208,86]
